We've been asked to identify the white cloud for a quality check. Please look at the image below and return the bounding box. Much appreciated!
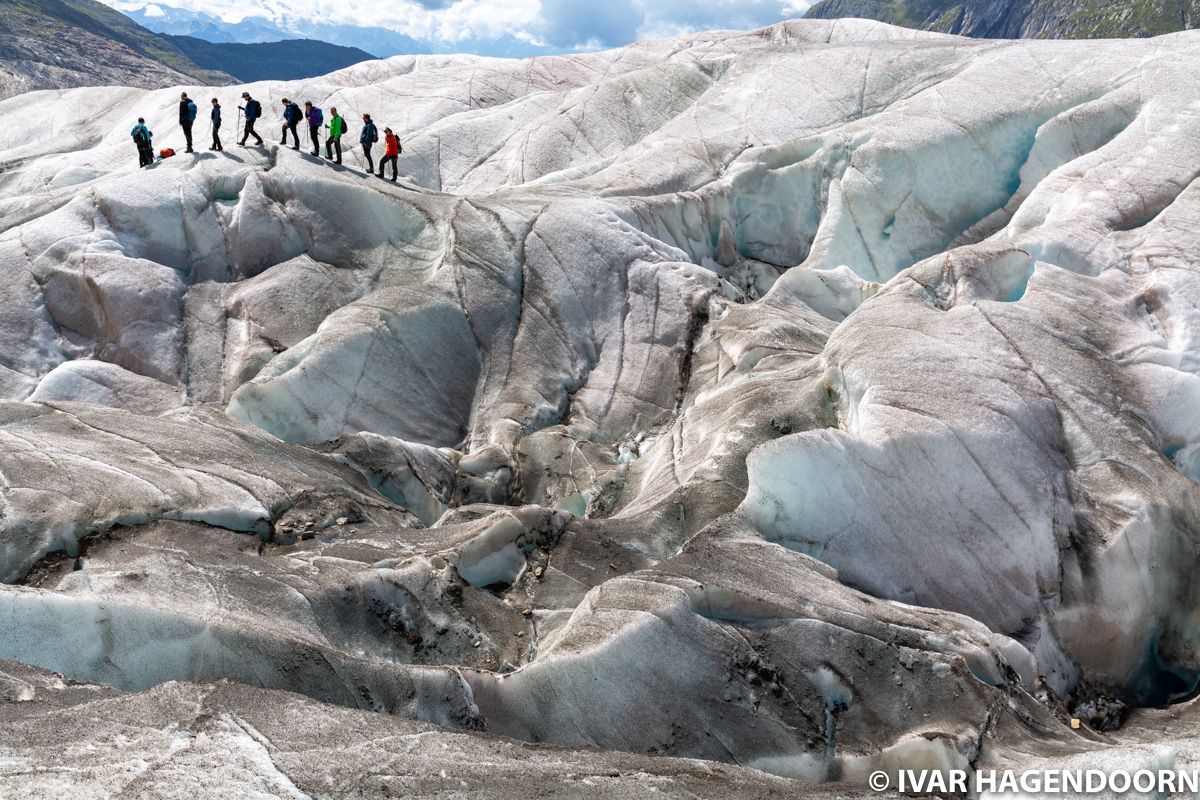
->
[101,0,806,53]
[534,0,644,48]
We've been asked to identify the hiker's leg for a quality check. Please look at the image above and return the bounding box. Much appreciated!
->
[183,121,193,151]
[334,138,341,162]
[363,143,373,172]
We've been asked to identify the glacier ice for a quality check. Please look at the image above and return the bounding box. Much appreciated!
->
[1,16,1200,795]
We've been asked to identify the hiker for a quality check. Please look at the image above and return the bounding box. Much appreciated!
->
[280,98,302,149]
[210,98,223,151]
[131,117,153,167]
[304,101,322,155]
[239,92,264,146]
[325,106,345,163]
[360,113,378,173]
[378,127,400,182]
[179,92,198,153]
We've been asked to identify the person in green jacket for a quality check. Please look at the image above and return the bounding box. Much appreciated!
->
[325,107,345,164]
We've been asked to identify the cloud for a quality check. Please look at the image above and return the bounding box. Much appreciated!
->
[637,0,809,38]
[535,0,644,49]
[102,0,806,55]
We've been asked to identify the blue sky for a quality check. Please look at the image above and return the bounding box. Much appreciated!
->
[104,0,813,56]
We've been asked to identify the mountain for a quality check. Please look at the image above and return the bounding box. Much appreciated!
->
[164,34,376,82]
[121,3,292,42]
[119,2,561,58]
[123,4,434,57]
[804,0,1200,38]
[0,0,233,100]
[4,16,1200,794]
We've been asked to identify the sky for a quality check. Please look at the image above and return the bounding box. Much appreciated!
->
[103,0,814,56]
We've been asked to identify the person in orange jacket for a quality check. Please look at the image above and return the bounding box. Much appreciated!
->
[378,127,400,182]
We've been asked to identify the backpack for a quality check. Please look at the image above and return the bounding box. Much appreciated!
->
[186,100,197,121]
[159,148,175,159]
[371,126,378,143]
[287,103,301,123]
[246,99,261,119]
[311,107,323,126]
[132,127,149,146]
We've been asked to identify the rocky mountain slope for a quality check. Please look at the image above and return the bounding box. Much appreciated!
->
[0,0,232,100]
[805,0,1200,38]
[1,17,1200,795]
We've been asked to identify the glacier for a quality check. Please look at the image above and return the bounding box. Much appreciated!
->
[1,17,1200,795]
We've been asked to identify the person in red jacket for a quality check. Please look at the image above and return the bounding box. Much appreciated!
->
[378,127,400,182]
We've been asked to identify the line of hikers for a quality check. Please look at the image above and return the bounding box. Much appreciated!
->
[131,91,404,181]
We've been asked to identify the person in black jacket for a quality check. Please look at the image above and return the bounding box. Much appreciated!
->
[179,92,198,153]
[210,98,223,151]
[280,98,302,149]
[239,92,264,146]
[360,113,378,173]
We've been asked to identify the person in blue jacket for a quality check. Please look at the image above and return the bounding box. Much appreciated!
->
[210,98,223,151]
[280,98,302,150]
[178,92,198,153]
[360,113,378,173]
[239,92,264,146]
[131,118,153,167]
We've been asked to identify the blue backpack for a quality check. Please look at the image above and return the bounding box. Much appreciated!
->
[186,100,197,122]
[311,107,323,126]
